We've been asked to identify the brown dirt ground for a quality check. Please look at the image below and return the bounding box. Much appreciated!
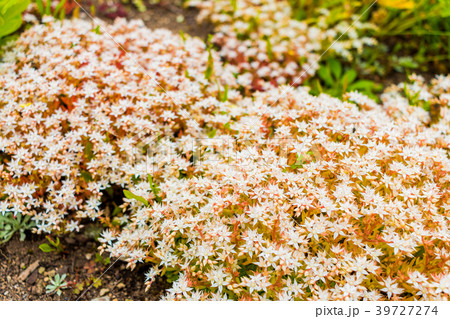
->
[83,0,214,40]
[0,0,208,301]
[0,232,170,301]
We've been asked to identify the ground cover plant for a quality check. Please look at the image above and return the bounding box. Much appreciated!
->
[106,80,450,301]
[188,0,449,98]
[0,0,449,301]
[0,17,237,233]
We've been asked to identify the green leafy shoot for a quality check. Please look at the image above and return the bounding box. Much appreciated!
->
[148,175,162,203]
[205,35,214,80]
[207,128,217,138]
[290,153,305,170]
[179,30,186,43]
[123,189,149,206]
[95,252,111,266]
[0,212,35,243]
[39,235,65,253]
[217,83,229,102]
[35,0,66,19]
[46,273,68,296]
[310,58,381,99]
[93,25,102,35]
[264,35,274,60]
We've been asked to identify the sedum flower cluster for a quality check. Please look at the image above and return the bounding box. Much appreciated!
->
[187,0,377,90]
[188,0,322,90]
[380,74,450,127]
[105,83,450,300]
[1,18,449,301]
[0,18,237,233]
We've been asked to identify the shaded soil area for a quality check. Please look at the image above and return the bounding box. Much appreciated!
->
[82,0,214,40]
[0,233,169,301]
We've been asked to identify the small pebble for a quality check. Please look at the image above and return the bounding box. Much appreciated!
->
[92,296,110,301]
[38,267,45,274]
[99,288,110,296]
[176,15,185,23]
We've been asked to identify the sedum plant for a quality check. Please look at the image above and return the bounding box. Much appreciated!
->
[187,0,378,91]
[0,16,449,301]
[103,78,449,300]
[188,0,323,90]
[380,73,450,121]
[0,212,35,243]
[46,273,68,296]
[0,18,238,233]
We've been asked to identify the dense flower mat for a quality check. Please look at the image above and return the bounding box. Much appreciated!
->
[0,18,237,232]
[188,0,377,91]
[1,18,449,300]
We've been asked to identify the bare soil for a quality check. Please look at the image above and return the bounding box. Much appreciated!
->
[0,233,169,301]
[83,0,214,40]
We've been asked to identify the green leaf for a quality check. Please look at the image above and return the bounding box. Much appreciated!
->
[35,0,44,15]
[112,206,122,216]
[218,84,229,102]
[349,80,375,91]
[93,278,102,288]
[148,175,162,203]
[318,65,334,87]
[264,36,274,60]
[45,0,51,16]
[205,50,214,80]
[80,171,93,182]
[179,30,186,42]
[8,0,30,16]
[205,37,214,80]
[231,0,237,11]
[123,190,149,206]
[328,58,342,79]
[58,7,65,20]
[39,243,56,253]
[92,25,101,34]
[0,15,21,38]
[207,128,217,138]
[343,69,357,85]
[53,0,66,18]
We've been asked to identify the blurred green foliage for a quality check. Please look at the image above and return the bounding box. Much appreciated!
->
[307,58,382,99]
[0,0,30,39]
[290,0,449,99]
[35,0,67,19]
[121,0,146,12]
[289,0,450,74]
